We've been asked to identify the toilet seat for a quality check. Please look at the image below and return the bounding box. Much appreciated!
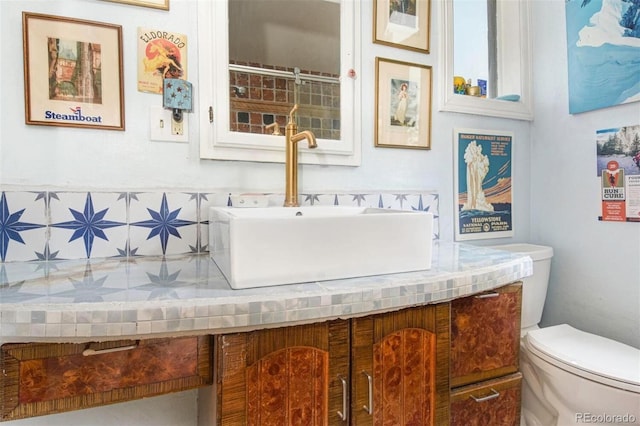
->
[525,324,640,393]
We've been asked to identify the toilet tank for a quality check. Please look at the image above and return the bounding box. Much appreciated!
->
[488,244,554,330]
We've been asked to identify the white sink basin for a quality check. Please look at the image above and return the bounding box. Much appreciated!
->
[209,206,433,289]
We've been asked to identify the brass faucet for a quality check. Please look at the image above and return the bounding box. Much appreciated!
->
[284,104,317,207]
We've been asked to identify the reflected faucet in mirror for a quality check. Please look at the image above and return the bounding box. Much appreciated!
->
[284,104,317,207]
[265,122,281,135]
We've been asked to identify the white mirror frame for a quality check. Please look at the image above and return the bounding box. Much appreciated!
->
[438,0,533,121]
[197,0,362,166]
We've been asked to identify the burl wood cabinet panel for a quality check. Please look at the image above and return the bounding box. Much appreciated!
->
[351,304,450,426]
[450,372,522,426]
[214,320,349,426]
[0,336,212,421]
[450,282,522,388]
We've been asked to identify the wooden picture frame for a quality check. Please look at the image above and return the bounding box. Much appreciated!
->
[101,0,169,10]
[22,12,125,130]
[374,0,431,53]
[375,57,432,150]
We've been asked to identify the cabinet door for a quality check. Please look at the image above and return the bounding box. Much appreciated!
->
[450,372,522,426]
[450,282,522,387]
[350,304,450,426]
[214,320,349,426]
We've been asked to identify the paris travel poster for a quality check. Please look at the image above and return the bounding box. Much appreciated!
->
[454,129,514,241]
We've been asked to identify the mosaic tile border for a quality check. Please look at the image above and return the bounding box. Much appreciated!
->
[0,190,439,262]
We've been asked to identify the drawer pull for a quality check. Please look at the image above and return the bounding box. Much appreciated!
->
[82,343,138,356]
[337,375,348,421]
[474,292,500,299]
[470,388,500,402]
[362,371,373,415]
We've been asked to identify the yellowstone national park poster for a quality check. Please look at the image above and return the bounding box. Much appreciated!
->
[454,129,514,241]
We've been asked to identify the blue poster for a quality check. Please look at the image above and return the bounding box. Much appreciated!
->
[565,0,640,114]
[454,129,513,241]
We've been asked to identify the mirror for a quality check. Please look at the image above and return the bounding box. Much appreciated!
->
[229,0,341,141]
[439,0,533,120]
[198,0,362,166]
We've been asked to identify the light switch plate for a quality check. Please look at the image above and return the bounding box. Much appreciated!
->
[149,106,188,143]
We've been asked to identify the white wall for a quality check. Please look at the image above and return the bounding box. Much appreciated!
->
[529,0,640,349]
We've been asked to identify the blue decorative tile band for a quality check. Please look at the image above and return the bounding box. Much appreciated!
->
[0,190,439,262]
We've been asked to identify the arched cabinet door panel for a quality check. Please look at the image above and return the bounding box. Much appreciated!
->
[214,320,349,425]
[351,304,450,426]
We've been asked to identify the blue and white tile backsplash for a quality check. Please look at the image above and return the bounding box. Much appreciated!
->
[0,190,439,263]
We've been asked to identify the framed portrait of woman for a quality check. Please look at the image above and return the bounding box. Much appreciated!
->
[374,57,432,149]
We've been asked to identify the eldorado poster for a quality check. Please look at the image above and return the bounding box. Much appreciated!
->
[137,27,187,94]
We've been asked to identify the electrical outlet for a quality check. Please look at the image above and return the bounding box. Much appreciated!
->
[171,117,184,136]
[149,106,188,143]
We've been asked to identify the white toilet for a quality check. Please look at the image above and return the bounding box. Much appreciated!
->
[489,243,640,426]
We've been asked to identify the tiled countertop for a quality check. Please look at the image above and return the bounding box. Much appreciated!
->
[0,242,532,343]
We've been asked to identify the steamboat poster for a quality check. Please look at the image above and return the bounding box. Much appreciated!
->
[454,129,514,241]
[137,27,187,94]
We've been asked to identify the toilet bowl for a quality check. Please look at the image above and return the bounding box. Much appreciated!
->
[488,243,640,426]
[524,324,639,425]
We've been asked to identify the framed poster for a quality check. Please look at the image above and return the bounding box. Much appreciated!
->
[565,0,639,114]
[137,27,187,94]
[596,125,640,222]
[375,57,432,150]
[454,128,514,241]
[373,0,431,53]
[101,0,169,10]
[22,12,125,130]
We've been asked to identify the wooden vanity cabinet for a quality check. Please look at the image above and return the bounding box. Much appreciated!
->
[449,282,522,425]
[0,336,212,421]
[214,304,450,426]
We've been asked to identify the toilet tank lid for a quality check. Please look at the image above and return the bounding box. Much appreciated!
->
[488,243,553,261]
[526,324,640,388]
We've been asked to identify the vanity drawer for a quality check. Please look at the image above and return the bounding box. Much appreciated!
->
[450,282,522,387]
[1,336,212,421]
[450,372,522,426]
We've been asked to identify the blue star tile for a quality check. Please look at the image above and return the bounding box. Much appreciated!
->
[51,193,125,258]
[0,192,46,262]
[131,193,196,255]
[351,194,368,206]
